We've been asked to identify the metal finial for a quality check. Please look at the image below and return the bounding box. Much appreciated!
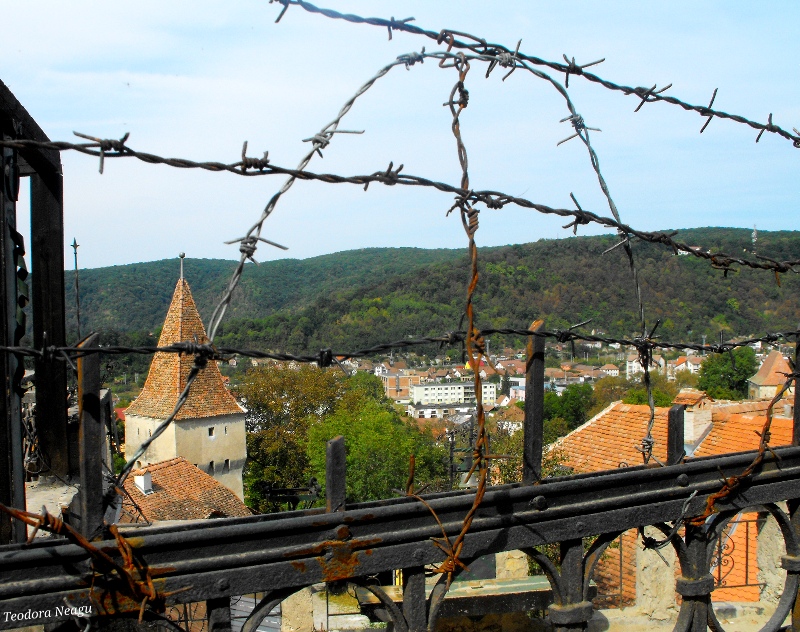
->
[179,252,185,279]
[72,238,81,340]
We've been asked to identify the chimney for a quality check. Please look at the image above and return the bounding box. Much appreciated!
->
[784,403,794,419]
[134,471,153,495]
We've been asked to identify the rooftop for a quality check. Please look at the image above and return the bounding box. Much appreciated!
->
[121,457,252,522]
[125,278,243,420]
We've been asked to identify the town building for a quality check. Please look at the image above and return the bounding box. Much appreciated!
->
[408,380,496,406]
[600,363,620,377]
[748,350,794,400]
[666,355,702,379]
[124,273,247,499]
[625,353,665,379]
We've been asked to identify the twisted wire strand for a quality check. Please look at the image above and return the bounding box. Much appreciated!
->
[0,328,794,364]
[272,0,800,148]
[4,133,795,276]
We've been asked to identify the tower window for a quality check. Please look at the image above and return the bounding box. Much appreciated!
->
[209,461,215,473]
[208,427,215,438]
[223,459,230,473]
[224,426,228,435]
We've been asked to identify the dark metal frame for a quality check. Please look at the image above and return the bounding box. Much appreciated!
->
[0,80,67,545]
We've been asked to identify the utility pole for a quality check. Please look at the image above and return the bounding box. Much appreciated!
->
[71,238,81,341]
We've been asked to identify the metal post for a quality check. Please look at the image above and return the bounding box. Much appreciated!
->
[207,597,232,632]
[402,565,426,632]
[0,129,25,544]
[31,171,68,477]
[77,333,104,540]
[552,538,587,632]
[667,404,685,465]
[793,325,800,446]
[326,435,346,513]
[524,319,545,483]
[71,238,81,341]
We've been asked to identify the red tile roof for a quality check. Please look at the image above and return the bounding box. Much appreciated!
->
[750,350,792,387]
[693,414,793,457]
[121,457,252,522]
[126,279,243,420]
[711,400,775,422]
[672,389,710,407]
[556,402,669,473]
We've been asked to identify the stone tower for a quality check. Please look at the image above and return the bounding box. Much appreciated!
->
[124,274,246,499]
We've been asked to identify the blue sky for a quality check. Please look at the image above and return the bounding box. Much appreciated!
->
[3,2,799,269]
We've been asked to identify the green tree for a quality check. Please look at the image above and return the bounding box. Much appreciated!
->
[240,364,343,432]
[559,383,594,429]
[623,387,675,407]
[307,400,446,502]
[590,376,630,416]
[239,364,345,512]
[698,347,758,399]
[501,371,511,396]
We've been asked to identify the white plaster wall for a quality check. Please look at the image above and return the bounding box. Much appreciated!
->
[124,414,178,466]
[174,413,246,499]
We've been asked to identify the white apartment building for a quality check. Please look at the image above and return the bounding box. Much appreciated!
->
[409,380,497,405]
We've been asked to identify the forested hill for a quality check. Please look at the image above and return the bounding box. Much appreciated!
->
[67,228,800,352]
[67,247,463,334]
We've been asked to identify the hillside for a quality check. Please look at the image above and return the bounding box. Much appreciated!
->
[67,247,463,334]
[66,228,800,353]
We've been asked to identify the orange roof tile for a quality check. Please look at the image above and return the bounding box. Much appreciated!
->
[711,400,775,422]
[555,403,669,473]
[126,279,243,420]
[121,457,252,522]
[750,350,792,387]
[673,389,710,407]
[693,414,793,457]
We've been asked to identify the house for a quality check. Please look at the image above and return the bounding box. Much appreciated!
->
[373,363,390,377]
[748,350,794,400]
[501,359,527,375]
[600,364,620,377]
[553,400,792,615]
[667,355,703,379]
[495,394,511,407]
[380,372,422,402]
[626,354,665,379]
[124,274,247,499]
[119,457,253,524]
[406,402,473,420]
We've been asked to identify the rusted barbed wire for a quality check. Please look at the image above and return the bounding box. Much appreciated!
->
[0,503,174,621]
[270,0,800,148]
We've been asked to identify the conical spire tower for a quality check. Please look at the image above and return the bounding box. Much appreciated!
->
[126,278,242,420]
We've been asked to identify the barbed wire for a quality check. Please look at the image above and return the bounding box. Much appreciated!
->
[270,0,800,148]
[4,135,798,276]
[4,134,797,277]
[0,327,793,365]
